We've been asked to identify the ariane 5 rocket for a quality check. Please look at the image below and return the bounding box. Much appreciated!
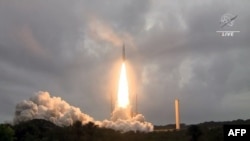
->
[122,43,126,61]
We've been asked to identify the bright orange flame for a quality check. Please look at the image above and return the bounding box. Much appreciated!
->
[117,62,129,108]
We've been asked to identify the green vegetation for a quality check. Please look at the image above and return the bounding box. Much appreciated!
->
[0,124,15,141]
[0,119,250,141]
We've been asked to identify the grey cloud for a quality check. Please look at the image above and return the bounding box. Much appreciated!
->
[130,0,250,124]
[0,0,250,125]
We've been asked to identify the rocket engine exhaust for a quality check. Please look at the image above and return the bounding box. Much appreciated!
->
[108,44,153,131]
[13,44,153,133]
[14,91,153,132]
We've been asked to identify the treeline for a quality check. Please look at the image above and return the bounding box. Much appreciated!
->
[0,119,250,141]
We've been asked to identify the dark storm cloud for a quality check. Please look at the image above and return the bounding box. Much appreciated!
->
[0,0,250,125]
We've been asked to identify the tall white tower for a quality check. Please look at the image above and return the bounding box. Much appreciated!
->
[175,99,180,130]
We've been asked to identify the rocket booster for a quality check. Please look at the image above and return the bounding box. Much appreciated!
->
[122,43,126,61]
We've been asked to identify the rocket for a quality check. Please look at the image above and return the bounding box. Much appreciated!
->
[122,43,126,61]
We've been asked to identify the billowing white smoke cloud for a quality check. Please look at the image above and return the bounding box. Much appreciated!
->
[14,91,153,132]
[99,107,153,132]
[14,91,94,126]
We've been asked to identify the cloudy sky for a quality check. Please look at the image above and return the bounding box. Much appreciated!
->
[0,0,250,125]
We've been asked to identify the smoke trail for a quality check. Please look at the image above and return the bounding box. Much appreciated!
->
[14,91,153,132]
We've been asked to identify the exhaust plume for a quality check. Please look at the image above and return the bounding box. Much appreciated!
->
[101,107,153,132]
[100,62,154,132]
[14,91,94,126]
[14,91,153,132]
[117,62,130,108]
[101,114,153,132]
